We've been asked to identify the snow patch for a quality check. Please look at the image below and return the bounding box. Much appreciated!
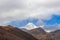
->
[24,23,38,30]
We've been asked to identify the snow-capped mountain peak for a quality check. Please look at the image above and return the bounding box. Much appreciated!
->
[24,23,38,30]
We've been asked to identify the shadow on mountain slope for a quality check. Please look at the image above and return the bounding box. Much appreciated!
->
[0,26,37,40]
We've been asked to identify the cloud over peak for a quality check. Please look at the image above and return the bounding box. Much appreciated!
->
[0,0,60,25]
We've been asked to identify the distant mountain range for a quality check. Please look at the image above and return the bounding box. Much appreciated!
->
[0,23,60,40]
[21,23,60,40]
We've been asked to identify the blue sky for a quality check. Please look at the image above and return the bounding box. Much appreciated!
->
[9,18,39,27]
[8,15,60,27]
[43,15,60,25]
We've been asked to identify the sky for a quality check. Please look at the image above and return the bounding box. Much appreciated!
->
[0,0,60,31]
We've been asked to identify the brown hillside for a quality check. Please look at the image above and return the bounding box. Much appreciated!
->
[0,26,37,40]
[29,28,52,40]
[50,30,60,40]
[0,27,25,40]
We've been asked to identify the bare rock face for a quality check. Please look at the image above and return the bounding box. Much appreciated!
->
[0,26,37,40]
[28,28,52,40]
[1,25,60,40]
[50,30,60,40]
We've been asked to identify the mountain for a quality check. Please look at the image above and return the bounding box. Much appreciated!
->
[28,28,52,40]
[21,23,52,40]
[0,26,37,40]
[0,26,22,40]
[24,23,38,30]
[0,24,60,40]
[50,30,60,40]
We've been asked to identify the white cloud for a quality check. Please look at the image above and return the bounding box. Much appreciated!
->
[0,0,60,25]
[43,24,60,32]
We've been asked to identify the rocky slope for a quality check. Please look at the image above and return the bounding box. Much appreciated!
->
[22,23,52,40]
[0,25,60,40]
[50,30,60,40]
[0,26,37,40]
[28,28,52,40]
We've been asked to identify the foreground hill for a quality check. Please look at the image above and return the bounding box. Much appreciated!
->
[0,25,60,40]
[0,26,37,40]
